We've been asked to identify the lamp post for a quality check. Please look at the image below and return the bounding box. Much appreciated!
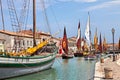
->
[111,28,115,61]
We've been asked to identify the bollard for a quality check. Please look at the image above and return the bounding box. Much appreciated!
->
[100,58,104,63]
[104,67,113,79]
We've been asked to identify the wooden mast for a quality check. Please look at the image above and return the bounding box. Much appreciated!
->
[0,0,5,31]
[33,0,36,46]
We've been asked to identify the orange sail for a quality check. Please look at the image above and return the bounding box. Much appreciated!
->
[94,28,98,52]
[62,27,68,54]
[76,21,81,50]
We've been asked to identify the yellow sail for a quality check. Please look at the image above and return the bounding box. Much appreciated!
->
[103,36,107,52]
[8,40,48,56]
[26,40,48,55]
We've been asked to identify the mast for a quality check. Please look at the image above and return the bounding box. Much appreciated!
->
[33,0,36,46]
[0,0,5,30]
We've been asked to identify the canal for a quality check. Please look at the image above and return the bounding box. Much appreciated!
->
[7,57,96,80]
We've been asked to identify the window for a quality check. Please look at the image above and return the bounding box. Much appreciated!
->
[27,40,29,46]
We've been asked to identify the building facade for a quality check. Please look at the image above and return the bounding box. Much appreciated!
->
[0,30,60,53]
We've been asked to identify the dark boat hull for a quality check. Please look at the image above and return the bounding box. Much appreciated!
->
[62,54,73,59]
[74,52,83,57]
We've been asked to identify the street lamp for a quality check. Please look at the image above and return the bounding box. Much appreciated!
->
[111,28,115,61]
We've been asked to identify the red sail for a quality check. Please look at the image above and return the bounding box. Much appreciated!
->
[119,38,120,49]
[62,27,68,54]
[76,21,81,50]
[99,33,102,53]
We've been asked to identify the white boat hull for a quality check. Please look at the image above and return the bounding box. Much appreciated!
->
[0,60,54,79]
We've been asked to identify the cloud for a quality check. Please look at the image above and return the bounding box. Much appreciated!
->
[55,0,97,3]
[74,0,97,3]
[86,0,120,11]
[37,0,97,10]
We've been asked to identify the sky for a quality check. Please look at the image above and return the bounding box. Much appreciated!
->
[0,0,120,43]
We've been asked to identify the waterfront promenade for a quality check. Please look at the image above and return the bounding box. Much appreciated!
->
[94,54,120,80]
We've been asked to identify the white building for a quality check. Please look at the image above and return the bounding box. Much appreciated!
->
[0,30,60,52]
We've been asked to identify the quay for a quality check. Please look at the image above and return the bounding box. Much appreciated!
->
[94,54,120,80]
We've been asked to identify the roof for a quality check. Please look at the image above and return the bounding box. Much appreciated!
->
[0,30,51,38]
[0,30,33,38]
[19,30,51,36]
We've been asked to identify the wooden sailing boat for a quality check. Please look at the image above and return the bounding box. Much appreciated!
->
[74,21,83,57]
[84,13,96,60]
[93,28,99,55]
[0,0,57,79]
[99,33,102,53]
[103,36,107,53]
[61,27,73,59]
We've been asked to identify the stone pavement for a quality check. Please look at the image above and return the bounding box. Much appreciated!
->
[94,54,120,80]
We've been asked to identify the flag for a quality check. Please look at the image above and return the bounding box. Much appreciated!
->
[76,21,81,50]
[99,33,102,53]
[62,27,68,54]
[85,12,90,47]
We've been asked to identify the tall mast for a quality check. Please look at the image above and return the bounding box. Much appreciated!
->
[33,0,36,46]
[0,0,5,30]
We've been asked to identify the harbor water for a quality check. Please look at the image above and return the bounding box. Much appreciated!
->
[6,57,96,80]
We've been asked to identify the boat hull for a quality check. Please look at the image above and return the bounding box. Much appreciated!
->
[84,55,96,60]
[74,52,83,57]
[62,54,73,59]
[0,52,56,79]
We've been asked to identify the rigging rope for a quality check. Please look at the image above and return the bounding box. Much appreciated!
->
[40,0,51,36]
[19,0,28,32]
[7,0,19,32]
[49,1,61,37]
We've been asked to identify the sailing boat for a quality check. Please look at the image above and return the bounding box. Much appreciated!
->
[84,13,96,60]
[103,36,107,53]
[94,28,99,54]
[74,21,83,57]
[0,0,57,79]
[99,33,102,53]
[61,27,73,59]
